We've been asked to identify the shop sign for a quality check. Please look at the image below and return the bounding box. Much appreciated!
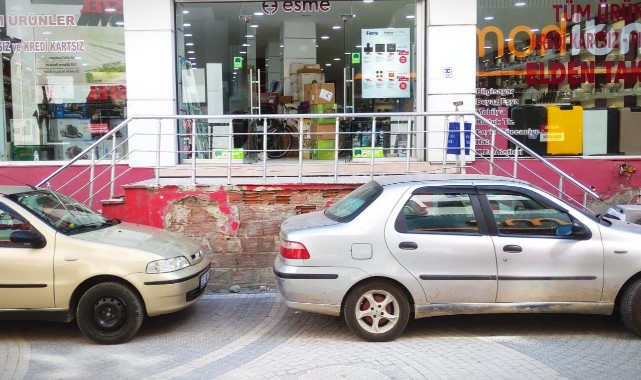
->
[261,1,331,16]
[477,1,641,86]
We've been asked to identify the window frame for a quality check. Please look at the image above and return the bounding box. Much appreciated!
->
[394,186,490,235]
[476,185,590,239]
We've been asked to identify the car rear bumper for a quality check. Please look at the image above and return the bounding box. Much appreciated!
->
[273,256,368,316]
[127,259,211,317]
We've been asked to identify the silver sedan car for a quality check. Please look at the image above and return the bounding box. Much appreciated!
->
[274,175,641,341]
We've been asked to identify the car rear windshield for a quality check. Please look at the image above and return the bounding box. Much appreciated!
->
[325,180,383,223]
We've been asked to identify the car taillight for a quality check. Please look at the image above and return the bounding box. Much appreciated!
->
[280,240,310,259]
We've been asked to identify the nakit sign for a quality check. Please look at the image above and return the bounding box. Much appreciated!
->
[261,1,331,16]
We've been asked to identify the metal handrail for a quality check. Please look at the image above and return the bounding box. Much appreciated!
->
[36,111,601,212]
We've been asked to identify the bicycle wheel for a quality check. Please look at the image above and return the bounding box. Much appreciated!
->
[266,125,293,158]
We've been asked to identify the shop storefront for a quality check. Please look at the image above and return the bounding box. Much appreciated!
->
[8,0,640,166]
[476,0,641,158]
[174,0,420,161]
[0,0,127,162]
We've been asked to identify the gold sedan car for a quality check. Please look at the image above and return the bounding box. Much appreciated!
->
[0,186,210,344]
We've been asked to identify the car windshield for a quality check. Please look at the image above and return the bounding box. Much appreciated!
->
[325,180,383,223]
[8,189,118,233]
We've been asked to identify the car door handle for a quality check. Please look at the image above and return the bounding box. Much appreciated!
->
[399,242,418,250]
[503,245,522,253]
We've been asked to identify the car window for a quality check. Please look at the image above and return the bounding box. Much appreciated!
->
[325,180,383,223]
[0,204,35,248]
[400,193,479,234]
[486,192,572,236]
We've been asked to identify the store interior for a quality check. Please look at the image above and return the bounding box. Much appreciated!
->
[175,0,417,160]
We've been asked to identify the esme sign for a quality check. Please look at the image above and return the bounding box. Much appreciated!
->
[261,1,331,15]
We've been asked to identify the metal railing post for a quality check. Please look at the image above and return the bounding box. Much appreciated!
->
[370,117,377,179]
[191,118,197,185]
[298,118,304,183]
[441,116,448,174]
[262,118,268,183]
[110,130,117,199]
[559,177,564,198]
[459,118,467,174]
[227,120,233,185]
[155,119,162,187]
[88,148,96,209]
[405,118,412,172]
[334,118,339,182]
[489,130,496,176]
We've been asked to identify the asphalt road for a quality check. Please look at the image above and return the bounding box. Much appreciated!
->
[2,291,641,380]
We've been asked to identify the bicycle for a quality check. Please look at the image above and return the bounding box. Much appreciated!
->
[249,118,295,159]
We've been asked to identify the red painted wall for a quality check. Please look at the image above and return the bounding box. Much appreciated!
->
[101,184,358,289]
[469,158,641,212]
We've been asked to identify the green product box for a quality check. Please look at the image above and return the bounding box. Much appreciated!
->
[310,103,337,124]
[311,139,336,160]
[12,145,41,161]
[353,146,384,158]
[212,148,244,160]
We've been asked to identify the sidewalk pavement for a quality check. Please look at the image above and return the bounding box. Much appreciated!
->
[2,291,641,379]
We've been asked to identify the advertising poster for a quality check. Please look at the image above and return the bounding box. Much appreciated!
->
[1,0,126,159]
[361,28,411,99]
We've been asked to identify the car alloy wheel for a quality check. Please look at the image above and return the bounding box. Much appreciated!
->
[344,281,410,342]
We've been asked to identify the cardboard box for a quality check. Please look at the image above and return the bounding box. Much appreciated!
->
[279,96,293,104]
[290,73,325,93]
[310,123,337,141]
[304,83,335,104]
[290,62,306,75]
[297,67,323,74]
[311,139,336,160]
[311,103,337,123]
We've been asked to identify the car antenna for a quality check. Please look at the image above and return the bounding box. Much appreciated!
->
[0,173,38,190]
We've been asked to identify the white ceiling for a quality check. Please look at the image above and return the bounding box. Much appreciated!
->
[179,1,417,81]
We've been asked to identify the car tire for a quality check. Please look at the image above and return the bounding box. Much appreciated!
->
[621,279,641,337]
[76,282,144,344]
[344,281,410,342]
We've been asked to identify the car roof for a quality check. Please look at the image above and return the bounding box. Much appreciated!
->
[0,185,38,196]
[373,174,529,187]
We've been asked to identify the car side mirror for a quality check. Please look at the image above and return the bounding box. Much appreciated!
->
[556,222,591,239]
[10,230,47,248]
